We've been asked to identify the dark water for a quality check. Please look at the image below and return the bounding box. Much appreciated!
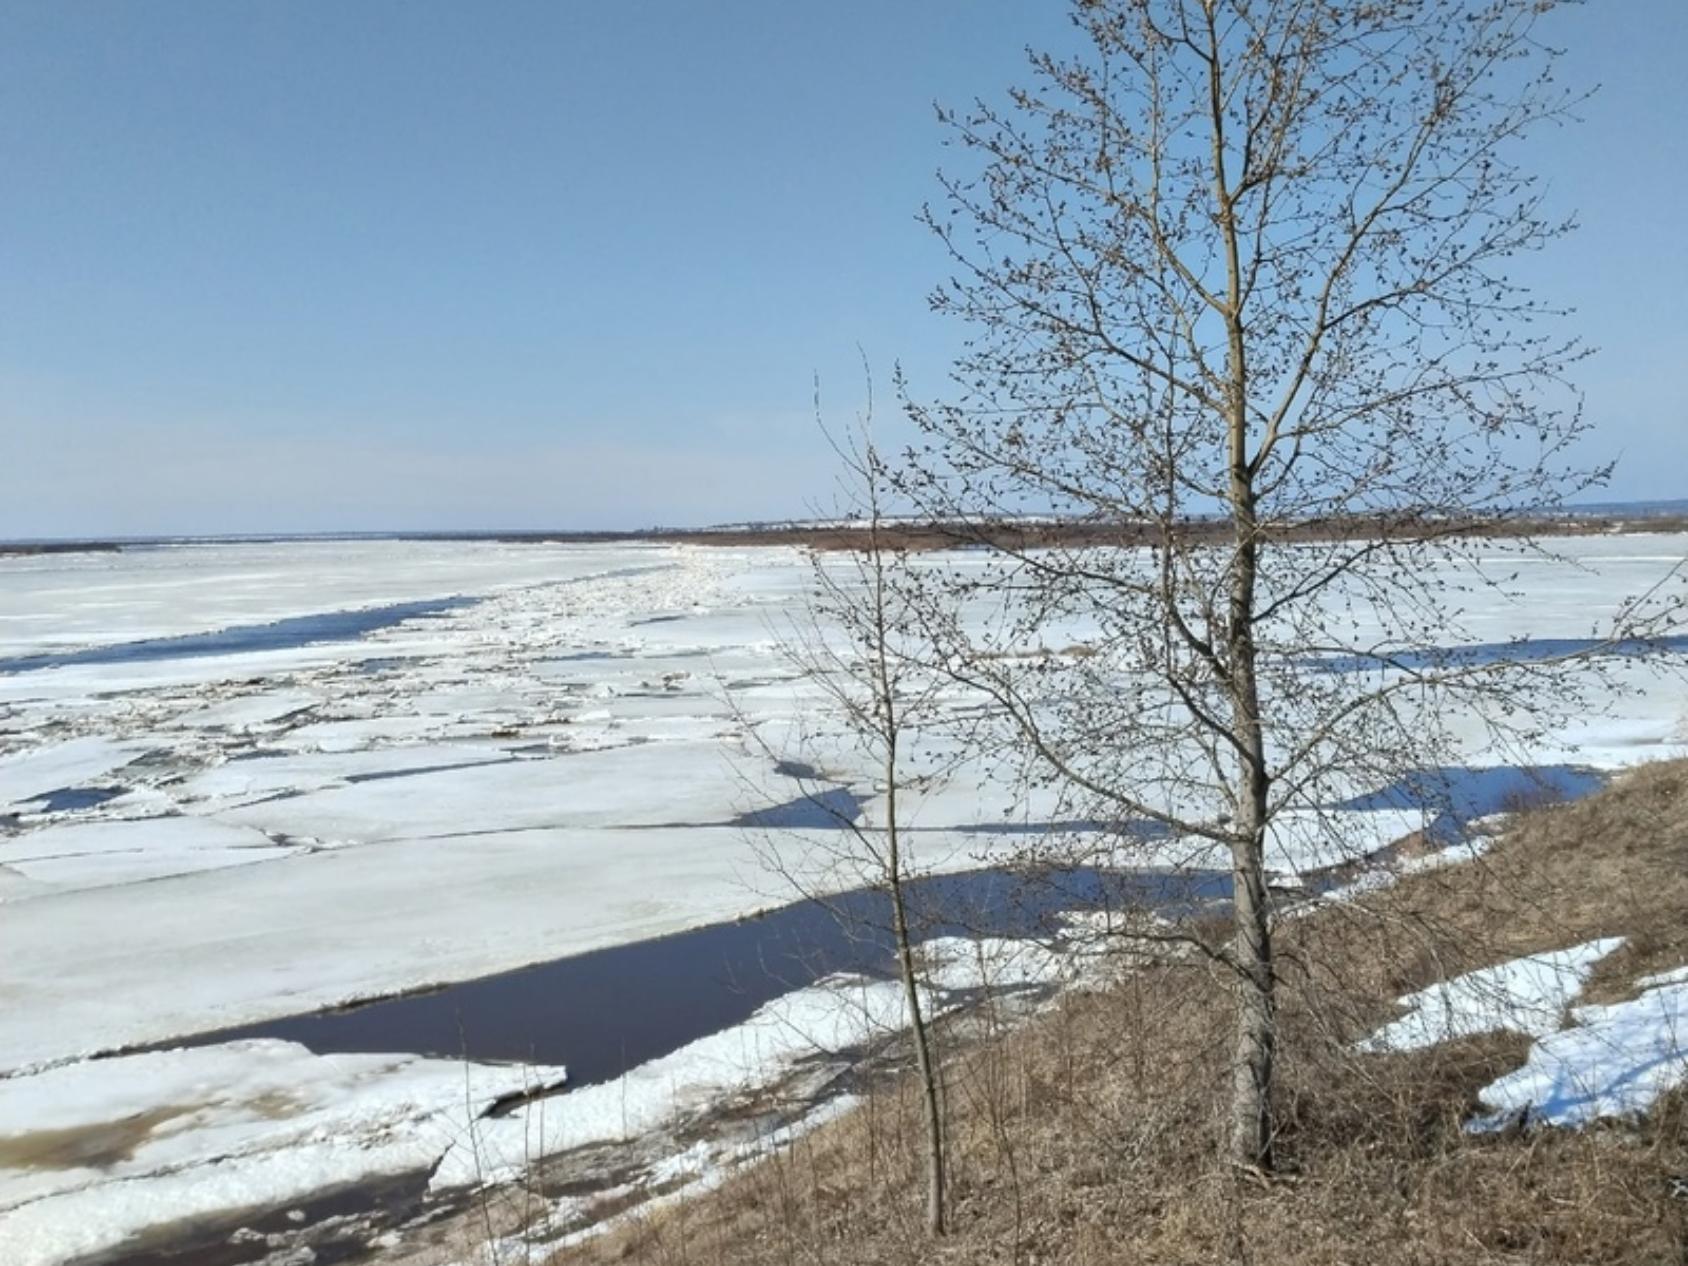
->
[0,597,476,675]
[96,1168,434,1266]
[180,866,1230,1087]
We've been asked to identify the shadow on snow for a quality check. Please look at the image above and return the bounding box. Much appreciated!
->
[0,597,476,675]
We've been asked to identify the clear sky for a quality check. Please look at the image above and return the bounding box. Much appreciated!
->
[1,1,1683,537]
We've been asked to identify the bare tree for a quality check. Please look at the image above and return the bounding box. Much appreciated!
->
[753,379,952,1234]
[894,0,1683,1173]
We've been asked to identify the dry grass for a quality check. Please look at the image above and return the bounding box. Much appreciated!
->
[1293,758,1688,1010]
[547,760,1688,1265]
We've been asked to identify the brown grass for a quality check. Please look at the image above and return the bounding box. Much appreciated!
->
[542,759,1688,1266]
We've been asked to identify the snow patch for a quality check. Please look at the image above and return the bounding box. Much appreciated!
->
[1358,938,1625,1053]
[1470,971,1688,1130]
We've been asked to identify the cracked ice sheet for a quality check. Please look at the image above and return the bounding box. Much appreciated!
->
[177,742,520,806]
[265,714,502,753]
[0,816,295,899]
[0,539,678,657]
[213,740,769,844]
[0,817,1021,1076]
[0,539,1682,1142]
[0,824,762,1072]
[162,687,323,732]
[0,972,919,1266]
[0,737,152,808]
[0,642,411,707]
[1470,971,1688,1131]
[1357,937,1626,1053]
[0,1039,566,1266]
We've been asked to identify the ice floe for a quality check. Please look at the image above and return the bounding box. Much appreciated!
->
[0,737,150,809]
[0,1039,565,1266]
[0,815,294,898]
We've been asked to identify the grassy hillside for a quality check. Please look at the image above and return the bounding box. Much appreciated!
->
[549,761,1688,1265]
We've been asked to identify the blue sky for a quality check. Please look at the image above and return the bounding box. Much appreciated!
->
[1,1,1683,536]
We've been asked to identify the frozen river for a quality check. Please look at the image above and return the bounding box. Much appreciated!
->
[1,536,1684,1264]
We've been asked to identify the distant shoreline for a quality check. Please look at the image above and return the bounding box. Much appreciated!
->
[4,504,1687,558]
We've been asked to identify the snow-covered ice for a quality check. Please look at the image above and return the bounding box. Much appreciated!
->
[0,1040,565,1266]
[920,934,1087,993]
[163,687,323,733]
[0,737,150,808]
[0,825,780,1072]
[213,739,753,843]
[0,815,295,898]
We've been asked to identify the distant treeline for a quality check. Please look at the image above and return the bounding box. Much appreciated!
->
[0,540,125,558]
[642,510,1688,552]
[5,510,1686,559]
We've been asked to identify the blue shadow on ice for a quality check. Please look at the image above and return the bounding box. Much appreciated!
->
[0,597,477,675]
[732,788,867,830]
[1314,634,1688,675]
[18,786,128,813]
[1332,765,1606,822]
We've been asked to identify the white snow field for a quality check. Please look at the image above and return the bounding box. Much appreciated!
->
[0,535,1685,1261]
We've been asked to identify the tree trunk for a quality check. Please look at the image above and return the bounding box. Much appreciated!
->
[1212,7,1276,1166]
[1225,465,1276,1173]
[880,637,945,1233]
[889,857,946,1235]
[1227,814,1276,1170]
